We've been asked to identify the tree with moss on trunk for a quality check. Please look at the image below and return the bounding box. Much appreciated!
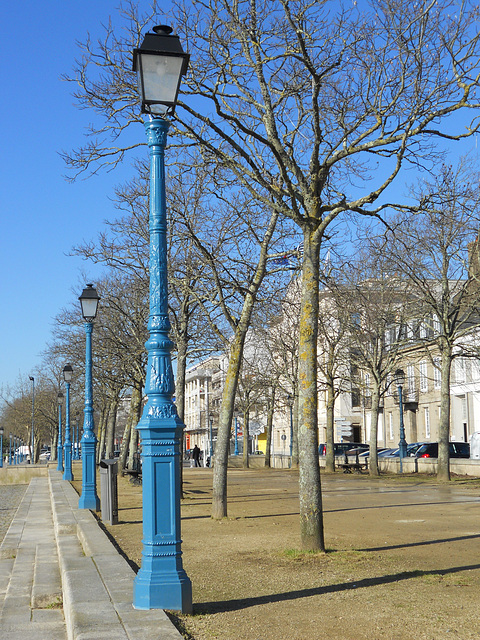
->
[63,0,480,549]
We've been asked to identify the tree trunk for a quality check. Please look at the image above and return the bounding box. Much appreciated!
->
[97,406,108,464]
[368,382,381,477]
[297,232,325,551]
[128,426,139,470]
[438,346,452,481]
[119,383,142,473]
[212,330,248,519]
[104,395,119,460]
[265,394,275,468]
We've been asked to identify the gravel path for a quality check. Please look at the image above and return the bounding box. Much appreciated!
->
[0,484,28,544]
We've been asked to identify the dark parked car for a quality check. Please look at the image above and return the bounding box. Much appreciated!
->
[319,443,369,456]
[413,442,470,459]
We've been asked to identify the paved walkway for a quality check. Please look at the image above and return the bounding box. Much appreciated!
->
[0,470,183,640]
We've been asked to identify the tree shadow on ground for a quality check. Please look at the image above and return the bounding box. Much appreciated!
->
[193,563,480,615]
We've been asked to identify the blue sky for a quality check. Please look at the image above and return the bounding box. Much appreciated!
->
[1,1,479,401]
[0,1,141,395]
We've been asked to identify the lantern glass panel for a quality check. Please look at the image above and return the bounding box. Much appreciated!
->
[138,53,184,108]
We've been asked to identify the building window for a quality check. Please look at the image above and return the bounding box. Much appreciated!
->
[389,413,394,440]
[407,364,415,400]
[456,357,466,383]
[424,407,430,438]
[419,361,428,393]
[433,358,441,390]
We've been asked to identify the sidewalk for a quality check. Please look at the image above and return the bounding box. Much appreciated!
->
[0,469,183,640]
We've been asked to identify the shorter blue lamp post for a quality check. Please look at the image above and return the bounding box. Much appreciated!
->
[29,376,35,463]
[209,412,214,462]
[74,412,80,460]
[14,436,19,465]
[57,393,64,472]
[78,284,100,511]
[0,427,4,468]
[234,412,239,456]
[63,364,74,481]
[395,369,408,473]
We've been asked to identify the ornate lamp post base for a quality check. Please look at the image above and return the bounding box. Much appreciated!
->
[78,437,100,510]
[133,416,192,612]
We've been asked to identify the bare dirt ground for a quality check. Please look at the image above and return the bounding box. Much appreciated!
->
[79,468,480,640]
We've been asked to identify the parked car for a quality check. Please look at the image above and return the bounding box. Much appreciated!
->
[379,442,427,458]
[319,443,369,456]
[358,447,391,458]
[413,442,470,459]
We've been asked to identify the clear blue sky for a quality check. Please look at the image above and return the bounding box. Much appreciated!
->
[0,1,141,395]
[1,1,479,401]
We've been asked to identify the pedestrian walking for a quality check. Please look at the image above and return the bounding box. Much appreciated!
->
[192,445,201,467]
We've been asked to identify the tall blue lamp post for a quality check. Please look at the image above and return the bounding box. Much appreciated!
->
[78,284,100,511]
[63,364,74,481]
[0,427,4,468]
[29,376,35,463]
[57,393,64,472]
[395,369,408,473]
[131,25,192,613]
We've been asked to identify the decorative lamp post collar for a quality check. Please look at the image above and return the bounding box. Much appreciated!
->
[132,25,190,116]
[79,284,100,321]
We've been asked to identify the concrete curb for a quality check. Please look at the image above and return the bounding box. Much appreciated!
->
[48,470,184,640]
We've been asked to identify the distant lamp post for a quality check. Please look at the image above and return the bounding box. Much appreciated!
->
[209,412,214,462]
[29,376,35,462]
[234,411,240,456]
[78,284,100,511]
[287,394,294,468]
[394,369,407,472]
[0,427,4,468]
[63,364,74,481]
[74,411,80,460]
[57,393,64,472]
[131,25,192,613]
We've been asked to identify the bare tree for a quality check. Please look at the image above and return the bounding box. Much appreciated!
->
[371,161,480,480]
[64,0,480,548]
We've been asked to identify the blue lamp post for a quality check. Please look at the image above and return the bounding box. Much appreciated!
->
[209,412,214,462]
[63,364,74,481]
[9,434,12,465]
[74,411,80,460]
[0,427,4,468]
[395,369,408,473]
[29,376,35,463]
[234,412,239,456]
[57,393,64,472]
[132,25,192,613]
[78,284,100,511]
[13,436,17,465]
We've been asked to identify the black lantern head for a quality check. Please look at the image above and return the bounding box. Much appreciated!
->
[79,284,100,321]
[63,364,73,383]
[394,369,406,387]
[132,25,190,116]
